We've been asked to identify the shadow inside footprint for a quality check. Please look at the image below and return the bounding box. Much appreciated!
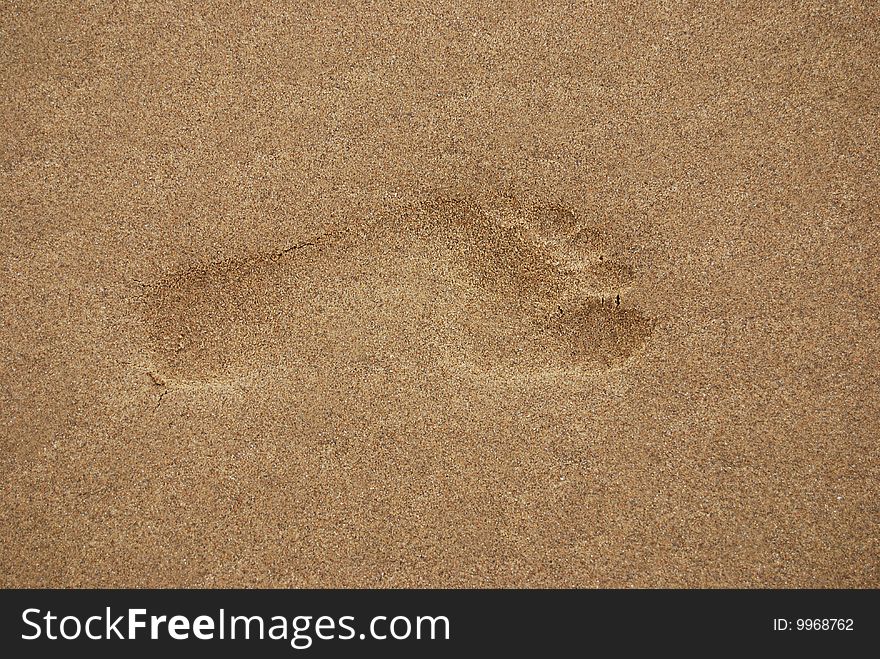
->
[139,193,654,381]
[543,299,654,369]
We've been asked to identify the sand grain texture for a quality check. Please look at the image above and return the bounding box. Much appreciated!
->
[141,193,652,381]
[1,1,878,587]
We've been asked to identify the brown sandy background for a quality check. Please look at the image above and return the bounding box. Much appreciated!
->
[1,1,878,587]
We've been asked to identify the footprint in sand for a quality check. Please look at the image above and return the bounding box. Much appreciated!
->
[137,192,654,382]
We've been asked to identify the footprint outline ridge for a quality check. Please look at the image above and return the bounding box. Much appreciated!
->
[139,192,655,380]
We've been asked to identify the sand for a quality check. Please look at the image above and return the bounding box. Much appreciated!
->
[1,1,877,587]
